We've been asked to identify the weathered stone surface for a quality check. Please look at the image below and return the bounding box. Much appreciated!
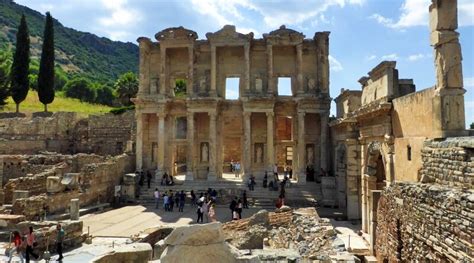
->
[92,243,152,263]
[164,222,224,246]
[247,210,269,226]
[46,176,65,193]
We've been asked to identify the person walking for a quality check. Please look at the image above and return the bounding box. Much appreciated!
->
[202,199,209,223]
[208,203,217,222]
[169,191,174,212]
[146,171,152,189]
[236,199,243,219]
[7,231,24,263]
[179,191,185,212]
[229,197,237,219]
[190,190,196,205]
[242,190,249,209]
[273,163,278,181]
[55,223,64,261]
[154,188,160,209]
[196,204,204,223]
[163,193,169,211]
[25,226,38,263]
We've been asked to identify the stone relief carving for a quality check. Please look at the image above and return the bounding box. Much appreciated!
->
[201,142,209,163]
[306,144,314,165]
[255,78,263,92]
[199,76,207,92]
[255,143,264,163]
[151,77,159,93]
[308,78,316,90]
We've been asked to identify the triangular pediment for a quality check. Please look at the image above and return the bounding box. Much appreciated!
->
[155,26,198,42]
[263,25,305,44]
[206,25,253,43]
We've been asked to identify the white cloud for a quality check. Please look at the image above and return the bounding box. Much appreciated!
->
[465,77,474,88]
[370,0,474,29]
[381,53,399,60]
[97,0,141,40]
[365,55,377,61]
[408,53,425,61]
[329,55,343,72]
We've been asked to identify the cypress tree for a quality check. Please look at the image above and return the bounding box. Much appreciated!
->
[38,12,55,112]
[10,14,30,113]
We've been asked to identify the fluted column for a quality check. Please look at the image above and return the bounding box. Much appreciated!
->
[156,113,166,180]
[297,112,306,184]
[208,112,217,180]
[187,46,194,97]
[210,45,217,96]
[243,112,252,179]
[159,47,167,95]
[136,113,144,171]
[186,112,194,180]
[296,43,304,95]
[244,43,250,93]
[266,112,274,172]
[138,39,150,94]
[266,44,274,95]
[320,113,328,170]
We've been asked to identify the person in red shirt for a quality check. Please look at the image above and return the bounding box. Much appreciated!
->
[7,231,24,263]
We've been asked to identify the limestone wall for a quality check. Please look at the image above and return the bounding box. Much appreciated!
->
[419,137,474,187]
[376,183,473,262]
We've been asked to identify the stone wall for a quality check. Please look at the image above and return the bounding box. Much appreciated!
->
[0,111,135,156]
[376,182,473,262]
[419,137,473,187]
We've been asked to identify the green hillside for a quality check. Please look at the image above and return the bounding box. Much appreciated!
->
[0,0,138,82]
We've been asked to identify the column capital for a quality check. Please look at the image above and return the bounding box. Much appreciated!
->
[208,111,217,117]
[266,112,274,118]
[297,111,306,117]
[187,111,194,118]
[243,111,252,118]
[156,112,166,118]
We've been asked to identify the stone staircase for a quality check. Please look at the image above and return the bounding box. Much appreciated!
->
[137,178,322,210]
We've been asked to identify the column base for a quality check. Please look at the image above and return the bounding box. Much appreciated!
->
[207,172,217,181]
[154,169,164,183]
[297,172,307,185]
[185,171,194,181]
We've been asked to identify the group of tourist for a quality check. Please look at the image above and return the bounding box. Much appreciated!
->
[154,189,185,212]
[230,160,242,178]
[7,224,64,262]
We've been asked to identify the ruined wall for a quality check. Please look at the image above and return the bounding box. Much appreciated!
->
[376,183,473,262]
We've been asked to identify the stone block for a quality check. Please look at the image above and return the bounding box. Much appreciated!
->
[70,198,80,220]
[92,243,152,263]
[61,173,80,190]
[12,190,29,204]
[164,223,224,246]
[161,242,236,263]
[429,0,458,31]
[47,176,65,193]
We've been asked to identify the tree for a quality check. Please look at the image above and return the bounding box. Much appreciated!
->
[38,12,55,112]
[470,122,474,130]
[54,67,68,91]
[64,77,95,102]
[94,84,115,106]
[10,14,30,113]
[114,72,138,106]
[0,51,11,108]
[174,79,187,98]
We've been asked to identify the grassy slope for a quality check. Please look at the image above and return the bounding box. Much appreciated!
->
[2,91,112,116]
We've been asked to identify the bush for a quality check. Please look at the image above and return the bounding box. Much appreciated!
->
[95,84,115,106]
[63,77,95,102]
[110,105,135,115]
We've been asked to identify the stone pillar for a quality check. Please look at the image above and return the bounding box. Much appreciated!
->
[266,44,274,95]
[159,47,167,95]
[136,113,144,171]
[210,45,217,96]
[156,113,166,180]
[243,112,252,179]
[186,112,194,181]
[266,112,275,172]
[314,32,330,94]
[244,43,250,93]
[187,46,194,97]
[320,113,328,171]
[208,112,217,180]
[296,43,304,95]
[297,112,306,184]
[138,38,150,94]
[430,0,467,137]
[70,198,80,220]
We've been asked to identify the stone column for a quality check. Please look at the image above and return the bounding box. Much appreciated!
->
[210,45,217,96]
[187,45,194,97]
[243,112,252,179]
[136,113,144,171]
[156,113,166,180]
[70,198,80,220]
[159,47,167,95]
[297,112,306,184]
[266,44,274,95]
[208,112,217,180]
[138,39,150,94]
[315,32,330,94]
[266,112,275,172]
[296,43,304,95]
[320,113,328,171]
[244,43,250,93]
[186,112,194,181]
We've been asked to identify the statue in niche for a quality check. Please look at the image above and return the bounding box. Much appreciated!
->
[307,145,314,165]
[199,76,207,92]
[150,78,159,93]
[255,78,263,92]
[308,78,316,90]
[255,143,263,163]
[201,142,209,162]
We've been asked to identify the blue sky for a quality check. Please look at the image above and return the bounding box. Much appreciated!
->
[15,0,474,125]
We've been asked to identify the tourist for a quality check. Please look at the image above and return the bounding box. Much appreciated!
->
[138,170,144,186]
[202,199,209,222]
[276,194,285,209]
[234,162,241,178]
[232,209,239,220]
[146,171,152,189]
[55,223,64,261]
[190,190,196,205]
[273,163,279,181]
[211,188,218,202]
[208,203,217,222]
[7,231,24,263]
[154,188,160,209]
[169,191,174,211]
[174,192,180,211]
[242,190,248,209]
[161,172,168,186]
[179,191,185,212]
[247,176,253,191]
[248,174,256,191]
[169,174,175,185]
[163,193,169,211]
[236,198,243,219]
[196,204,204,223]
[25,226,38,262]
[229,197,237,219]
[263,172,268,188]
[280,178,286,198]
[230,160,234,173]
[289,167,293,179]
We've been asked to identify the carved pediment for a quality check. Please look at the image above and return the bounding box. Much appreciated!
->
[263,25,305,44]
[206,25,253,43]
[155,26,198,42]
